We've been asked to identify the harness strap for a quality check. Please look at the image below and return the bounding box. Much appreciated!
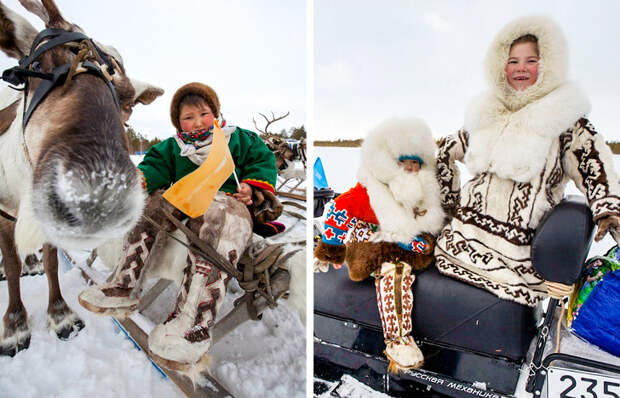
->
[22,31,90,69]
[28,28,75,54]
[1,67,52,86]
[23,63,70,128]
[22,60,120,129]
[0,208,16,222]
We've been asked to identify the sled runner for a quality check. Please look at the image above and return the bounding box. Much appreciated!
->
[314,195,620,397]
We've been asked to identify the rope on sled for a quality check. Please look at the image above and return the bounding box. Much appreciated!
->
[545,281,573,299]
[544,281,574,354]
[237,241,301,319]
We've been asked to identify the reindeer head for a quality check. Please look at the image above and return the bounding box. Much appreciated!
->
[0,0,162,250]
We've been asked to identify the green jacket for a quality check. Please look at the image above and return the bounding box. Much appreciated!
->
[138,127,277,195]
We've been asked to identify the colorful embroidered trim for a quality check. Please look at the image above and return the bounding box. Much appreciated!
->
[322,201,351,245]
[242,179,275,194]
[137,168,147,191]
[322,225,347,245]
[397,235,428,253]
[324,202,356,230]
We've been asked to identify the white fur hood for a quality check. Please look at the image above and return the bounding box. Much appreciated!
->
[485,16,568,111]
[463,16,591,182]
[357,117,445,242]
[359,117,437,184]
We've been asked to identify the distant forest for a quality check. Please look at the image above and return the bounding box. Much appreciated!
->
[125,126,161,154]
[314,139,363,147]
[126,124,306,154]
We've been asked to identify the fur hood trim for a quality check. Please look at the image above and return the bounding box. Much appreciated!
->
[485,16,568,111]
[359,117,437,184]
[464,82,590,182]
[357,117,445,242]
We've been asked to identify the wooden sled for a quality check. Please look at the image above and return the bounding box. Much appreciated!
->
[75,206,299,397]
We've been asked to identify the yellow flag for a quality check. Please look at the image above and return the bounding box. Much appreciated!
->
[163,121,235,218]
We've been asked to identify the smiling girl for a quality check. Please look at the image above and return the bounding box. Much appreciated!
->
[434,16,620,307]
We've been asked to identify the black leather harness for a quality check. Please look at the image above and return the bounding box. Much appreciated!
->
[1,28,121,129]
[0,28,122,223]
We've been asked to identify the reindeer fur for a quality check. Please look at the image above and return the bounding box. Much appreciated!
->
[0,0,163,355]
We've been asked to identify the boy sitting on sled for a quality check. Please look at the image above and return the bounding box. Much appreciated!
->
[79,82,282,370]
[314,118,445,373]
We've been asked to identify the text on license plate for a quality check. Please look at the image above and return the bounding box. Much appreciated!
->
[548,366,620,398]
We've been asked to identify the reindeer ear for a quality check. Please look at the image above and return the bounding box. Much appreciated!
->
[130,78,164,105]
[0,4,39,59]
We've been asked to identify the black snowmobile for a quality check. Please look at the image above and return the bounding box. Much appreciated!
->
[313,189,620,397]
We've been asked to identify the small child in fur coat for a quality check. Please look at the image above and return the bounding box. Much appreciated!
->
[314,117,445,373]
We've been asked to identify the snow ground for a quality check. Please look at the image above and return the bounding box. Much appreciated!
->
[0,163,306,398]
[0,265,180,398]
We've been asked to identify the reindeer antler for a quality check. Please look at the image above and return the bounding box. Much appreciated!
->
[253,111,290,135]
[18,0,48,23]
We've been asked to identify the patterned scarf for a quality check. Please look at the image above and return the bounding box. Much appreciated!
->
[176,128,212,146]
[174,116,233,165]
[176,119,228,148]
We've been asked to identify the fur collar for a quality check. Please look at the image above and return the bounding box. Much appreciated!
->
[357,169,445,242]
[358,167,445,243]
[464,82,590,182]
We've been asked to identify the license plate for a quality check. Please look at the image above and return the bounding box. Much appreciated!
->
[548,366,620,398]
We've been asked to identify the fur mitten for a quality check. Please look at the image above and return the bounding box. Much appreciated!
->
[345,235,437,281]
[314,240,346,265]
[251,188,283,223]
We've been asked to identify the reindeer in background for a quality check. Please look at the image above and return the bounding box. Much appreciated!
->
[254,111,306,189]
[0,0,162,356]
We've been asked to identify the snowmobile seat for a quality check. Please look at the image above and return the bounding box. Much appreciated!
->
[314,263,537,361]
[413,195,594,362]
[531,195,595,285]
[314,266,379,328]
[412,266,536,362]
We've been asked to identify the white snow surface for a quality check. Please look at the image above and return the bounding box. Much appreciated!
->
[0,163,307,398]
[315,375,391,398]
[0,265,180,398]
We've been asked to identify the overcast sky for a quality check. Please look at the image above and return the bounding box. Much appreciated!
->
[315,0,620,141]
[0,0,305,140]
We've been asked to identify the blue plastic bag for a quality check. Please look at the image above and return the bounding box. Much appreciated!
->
[569,246,620,357]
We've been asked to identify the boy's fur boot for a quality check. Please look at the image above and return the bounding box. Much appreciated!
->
[376,261,424,373]
[148,194,253,370]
